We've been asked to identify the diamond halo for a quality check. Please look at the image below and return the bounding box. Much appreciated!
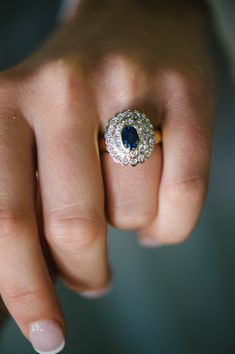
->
[104,109,156,166]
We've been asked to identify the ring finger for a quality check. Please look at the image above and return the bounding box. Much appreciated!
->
[95,60,162,230]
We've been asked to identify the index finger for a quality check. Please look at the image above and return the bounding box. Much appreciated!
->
[0,111,65,354]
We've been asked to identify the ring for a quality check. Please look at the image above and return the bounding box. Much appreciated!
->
[99,109,161,166]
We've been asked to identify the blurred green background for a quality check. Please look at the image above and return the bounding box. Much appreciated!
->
[0,1,235,353]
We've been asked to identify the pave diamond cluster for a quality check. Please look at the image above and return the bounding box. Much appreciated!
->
[104,109,155,166]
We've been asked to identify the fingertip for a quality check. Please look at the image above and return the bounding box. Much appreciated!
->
[29,320,65,354]
[138,237,163,248]
[78,282,113,299]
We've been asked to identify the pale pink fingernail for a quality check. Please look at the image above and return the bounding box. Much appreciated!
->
[29,320,65,354]
[138,237,162,248]
[79,283,113,299]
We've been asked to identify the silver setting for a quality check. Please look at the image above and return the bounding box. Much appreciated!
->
[104,109,155,166]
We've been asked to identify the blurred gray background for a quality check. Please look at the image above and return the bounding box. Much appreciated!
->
[0,1,234,353]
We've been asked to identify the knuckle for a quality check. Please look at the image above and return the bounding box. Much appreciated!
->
[164,176,208,199]
[157,213,201,245]
[157,231,191,245]
[24,58,85,113]
[2,286,38,305]
[162,67,206,108]
[93,52,135,86]
[65,270,112,293]
[0,208,35,240]
[1,285,43,323]
[1,285,42,320]
[110,208,156,230]
[96,52,131,72]
[156,178,207,245]
[45,208,105,251]
[156,220,198,245]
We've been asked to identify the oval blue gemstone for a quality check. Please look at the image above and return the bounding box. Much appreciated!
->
[121,125,139,150]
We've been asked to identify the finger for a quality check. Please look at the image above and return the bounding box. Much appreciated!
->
[94,55,162,229]
[36,179,58,282]
[34,99,111,295]
[0,112,65,353]
[102,146,162,229]
[138,72,214,245]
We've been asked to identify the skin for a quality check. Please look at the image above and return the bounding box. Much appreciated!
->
[0,0,215,346]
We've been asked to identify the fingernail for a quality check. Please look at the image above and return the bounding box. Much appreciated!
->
[79,283,113,299]
[29,320,65,354]
[138,237,162,248]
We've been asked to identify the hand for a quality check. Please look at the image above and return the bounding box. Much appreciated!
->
[0,0,215,352]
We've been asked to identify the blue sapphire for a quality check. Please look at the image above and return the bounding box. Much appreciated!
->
[121,125,139,150]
